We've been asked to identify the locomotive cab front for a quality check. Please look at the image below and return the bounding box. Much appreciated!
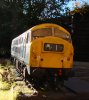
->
[29,24,74,82]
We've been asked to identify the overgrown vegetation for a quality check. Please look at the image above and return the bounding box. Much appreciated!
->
[0,60,36,99]
[0,59,14,84]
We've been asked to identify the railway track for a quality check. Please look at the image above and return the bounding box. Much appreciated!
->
[14,71,77,100]
[13,68,73,94]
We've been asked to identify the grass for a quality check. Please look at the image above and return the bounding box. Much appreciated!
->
[0,59,35,100]
[0,89,13,100]
[0,59,15,100]
[0,81,11,90]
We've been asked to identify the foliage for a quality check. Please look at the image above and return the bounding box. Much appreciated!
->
[70,3,89,15]
[0,0,89,60]
[0,81,11,90]
[0,0,70,57]
[71,3,89,61]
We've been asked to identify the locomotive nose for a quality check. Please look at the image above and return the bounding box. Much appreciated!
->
[30,36,66,68]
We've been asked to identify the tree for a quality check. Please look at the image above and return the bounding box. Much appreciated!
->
[0,0,74,57]
[0,0,24,57]
[70,3,89,61]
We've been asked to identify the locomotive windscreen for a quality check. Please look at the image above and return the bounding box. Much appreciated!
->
[32,28,52,40]
[32,27,71,42]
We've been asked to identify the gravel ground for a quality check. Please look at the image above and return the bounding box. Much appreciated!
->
[73,62,89,82]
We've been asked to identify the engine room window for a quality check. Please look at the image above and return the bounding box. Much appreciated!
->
[26,33,29,43]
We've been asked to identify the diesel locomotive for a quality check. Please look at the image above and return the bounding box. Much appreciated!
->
[11,23,74,85]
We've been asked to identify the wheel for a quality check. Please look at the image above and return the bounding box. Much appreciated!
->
[23,67,30,82]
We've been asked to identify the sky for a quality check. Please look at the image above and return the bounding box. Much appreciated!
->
[67,0,89,10]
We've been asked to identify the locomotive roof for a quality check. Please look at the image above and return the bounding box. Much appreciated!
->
[12,23,70,42]
[31,23,70,35]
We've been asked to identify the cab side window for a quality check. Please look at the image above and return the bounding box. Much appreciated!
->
[26,33,29,43]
